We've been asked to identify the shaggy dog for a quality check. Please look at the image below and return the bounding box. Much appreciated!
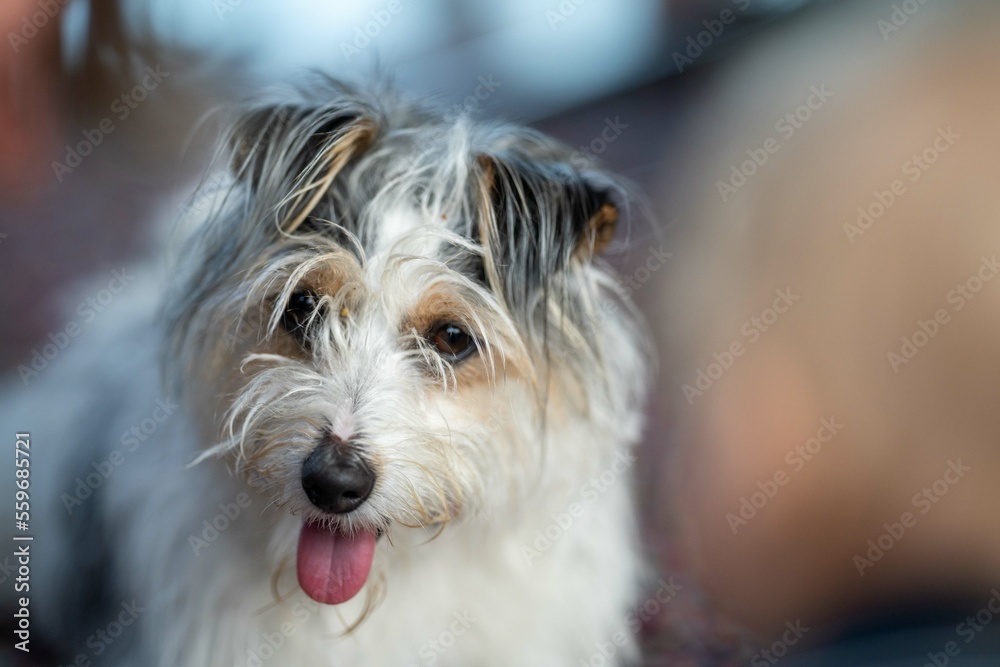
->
[1,81,649,666]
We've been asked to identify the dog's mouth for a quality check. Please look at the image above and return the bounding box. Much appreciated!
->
[296,521,379,605]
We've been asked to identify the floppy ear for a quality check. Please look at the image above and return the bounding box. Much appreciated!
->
[228,104,377,232]
[475,153,619,312]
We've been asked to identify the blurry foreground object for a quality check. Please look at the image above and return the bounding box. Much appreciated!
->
[651,0,1000,664]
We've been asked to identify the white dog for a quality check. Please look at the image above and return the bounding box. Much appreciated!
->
[1,81,649,666]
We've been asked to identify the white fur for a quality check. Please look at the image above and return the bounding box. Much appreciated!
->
[0,85,650,667]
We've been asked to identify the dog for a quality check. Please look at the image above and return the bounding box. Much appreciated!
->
[1,81,650,666]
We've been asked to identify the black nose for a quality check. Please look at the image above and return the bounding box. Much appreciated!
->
[301,438,375,514]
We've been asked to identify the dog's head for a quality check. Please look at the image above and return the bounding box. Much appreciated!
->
[167,82,646,606]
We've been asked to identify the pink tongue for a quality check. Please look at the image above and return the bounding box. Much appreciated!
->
[296,522,376,605]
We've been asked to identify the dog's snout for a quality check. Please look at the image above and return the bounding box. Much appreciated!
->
[301,438,375,514]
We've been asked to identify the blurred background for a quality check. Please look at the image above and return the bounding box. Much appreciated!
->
[0,0,808,375]
[5,0,1000,665]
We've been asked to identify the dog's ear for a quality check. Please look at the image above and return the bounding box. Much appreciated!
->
[228,104,377,232]
[474,152,619,311]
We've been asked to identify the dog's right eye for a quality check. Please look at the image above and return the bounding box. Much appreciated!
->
[428,323,476,361]
[282,290,320,338]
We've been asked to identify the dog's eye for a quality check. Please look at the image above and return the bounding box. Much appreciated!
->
[428,323,476,361]
[282,290,321,338]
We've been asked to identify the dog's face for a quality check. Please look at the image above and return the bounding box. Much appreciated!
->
[167,85,644,606]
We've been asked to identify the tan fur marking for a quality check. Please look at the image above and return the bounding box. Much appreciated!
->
[284,118,378,233]
[474,155,506,309]
[574,201,618,260]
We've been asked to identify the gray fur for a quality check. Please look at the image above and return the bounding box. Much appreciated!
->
[2,80,651,666]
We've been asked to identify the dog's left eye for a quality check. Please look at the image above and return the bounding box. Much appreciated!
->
[428,323,476,361]
[282,290,321,338]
